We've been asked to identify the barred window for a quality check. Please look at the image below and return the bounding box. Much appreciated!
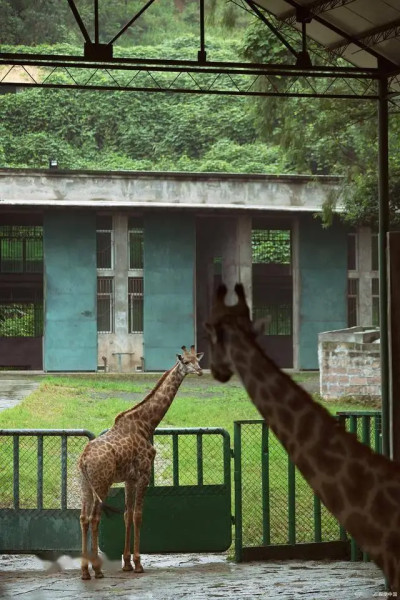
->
[97,277,114,333]
[128,218,144,270]
[128,277,143,333]
[251,229,291,265]
[96,216,113,269]
[347,278,359,327]
[0,226,43,273]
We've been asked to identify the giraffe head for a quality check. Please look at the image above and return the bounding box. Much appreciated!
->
[205,283,262,382]
[177,345,204,376]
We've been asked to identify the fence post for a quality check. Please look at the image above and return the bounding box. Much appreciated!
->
[261,422,270,545]
[234,422,243,562]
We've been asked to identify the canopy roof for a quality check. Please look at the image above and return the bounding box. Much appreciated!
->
[256,0,400,73]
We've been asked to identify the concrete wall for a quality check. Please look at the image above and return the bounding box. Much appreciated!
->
[43,211,97,371]
[0,169,342,213]
[143,212,195,370]
[298,215,348,369]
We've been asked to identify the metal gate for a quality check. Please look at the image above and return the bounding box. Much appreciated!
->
[0,429,94,555]
[0,427,231,557]
[233,412,382,562]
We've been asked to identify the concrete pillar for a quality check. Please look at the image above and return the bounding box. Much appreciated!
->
[113,214,128,336]
[357,226,374,326]
[221,215,252,311]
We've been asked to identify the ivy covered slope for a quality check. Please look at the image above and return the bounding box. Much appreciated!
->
[0,37,292,175]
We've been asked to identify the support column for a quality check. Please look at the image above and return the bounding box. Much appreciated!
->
[357,226,373,326]
[221,215,252,311]
[388,233,400,461]
[113,214,129,337]
[378,75,390,458]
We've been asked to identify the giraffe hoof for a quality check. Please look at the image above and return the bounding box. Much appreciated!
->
[134,565,144,574]
[94,571,104,579]
[81,571,91,581]
[122,564,134,572]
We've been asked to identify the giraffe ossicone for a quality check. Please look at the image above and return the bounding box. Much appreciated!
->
[205,283,400,594]
[78,346,203,580]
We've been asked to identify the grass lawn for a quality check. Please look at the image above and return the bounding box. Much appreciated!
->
[0,372,380,550]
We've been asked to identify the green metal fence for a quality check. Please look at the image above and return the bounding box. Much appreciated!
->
[0,427,231,557]
[233,411,382,562]
[0,429,94,555]
[99,427,232,558]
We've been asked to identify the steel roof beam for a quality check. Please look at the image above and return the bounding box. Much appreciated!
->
[280,0,356,25]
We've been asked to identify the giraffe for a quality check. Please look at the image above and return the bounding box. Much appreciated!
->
[205,283,400,594]
[78,345,203,580]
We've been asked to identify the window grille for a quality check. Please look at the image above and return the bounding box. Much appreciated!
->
[128,277,143,333]
[0,226,43,273]
[372,277,380,327]
[128,219,144,270]
[347,233,357,271]
[253,304,292,335]
[97,277,114,333]
[251,229,291,265]
[0,303,43,337]
[347,278,359,327]
[371,233,378,271]
[96,216,113,269]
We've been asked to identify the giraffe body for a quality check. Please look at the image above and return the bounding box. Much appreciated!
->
[78,346,203,580]
[205,283,400,593]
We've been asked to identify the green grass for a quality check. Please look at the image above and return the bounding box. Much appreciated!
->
[0,373,380,549]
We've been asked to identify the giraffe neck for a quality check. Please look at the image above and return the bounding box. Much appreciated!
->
[115,363,185,436]
[224,325,400,570]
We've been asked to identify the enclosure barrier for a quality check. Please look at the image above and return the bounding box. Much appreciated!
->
[233,411,382,562]
[0,427,231,556]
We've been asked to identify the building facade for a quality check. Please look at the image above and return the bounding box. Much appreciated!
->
[0,169,378,372]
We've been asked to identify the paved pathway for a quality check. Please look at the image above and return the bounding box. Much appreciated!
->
[0,553,385,600]
[0,374,41,412]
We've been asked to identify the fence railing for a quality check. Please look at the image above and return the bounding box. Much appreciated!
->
[234,411,382,562]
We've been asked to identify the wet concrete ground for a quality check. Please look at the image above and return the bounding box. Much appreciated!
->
[0,373,41,412]
[0,553,385,600]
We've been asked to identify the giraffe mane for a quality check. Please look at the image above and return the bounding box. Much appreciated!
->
[114,367,174,423]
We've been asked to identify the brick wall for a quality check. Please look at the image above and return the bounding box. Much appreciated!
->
[318,328,380,400]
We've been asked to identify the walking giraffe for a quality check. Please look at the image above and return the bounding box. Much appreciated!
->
[78,346,203,580]
[205,283,400,593]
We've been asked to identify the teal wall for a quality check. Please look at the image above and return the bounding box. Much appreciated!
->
[43,211,97,371]
[144,213,195,370]
[299,215,348,369]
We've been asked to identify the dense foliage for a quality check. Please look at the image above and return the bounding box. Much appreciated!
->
[1,3,399,224]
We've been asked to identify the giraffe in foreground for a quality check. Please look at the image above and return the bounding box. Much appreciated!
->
[78,346,203,580]
[205,283,400,594]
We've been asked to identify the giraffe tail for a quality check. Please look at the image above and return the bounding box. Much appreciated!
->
[80,463,123,517]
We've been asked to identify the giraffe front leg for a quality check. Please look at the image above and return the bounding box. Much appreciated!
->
[132,479,148,573]
[90,500,104,579]
[122,480,135,572]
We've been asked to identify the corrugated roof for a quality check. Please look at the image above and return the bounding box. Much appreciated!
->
[255,0,400,72]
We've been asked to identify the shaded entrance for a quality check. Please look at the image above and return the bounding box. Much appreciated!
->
[0,220,43,370]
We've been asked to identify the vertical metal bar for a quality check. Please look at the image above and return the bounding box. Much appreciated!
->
[13,435,20,510]
[378,74,390,458]
[172,434,179,487]
[61,435,68,510]
[349,415,358,560]
[339,414,348,542]
[150,434,155,486]
[361,416,370,562]
[375,413,382,454]
[234,422,243,562]
[288,457,296,545]
[313,494,322,543]
[196,433,203,486]
[198,0,206,62]
[37,435,44,510]
[94,0,99,44]
[261,423,270,545]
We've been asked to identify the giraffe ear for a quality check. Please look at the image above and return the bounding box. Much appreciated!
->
[177,354,183,362]
[196,352,204,362]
